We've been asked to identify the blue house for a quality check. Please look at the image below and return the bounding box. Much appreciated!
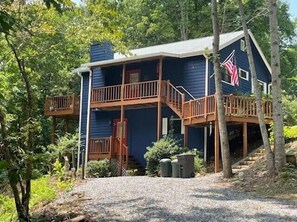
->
[50,30,272,175]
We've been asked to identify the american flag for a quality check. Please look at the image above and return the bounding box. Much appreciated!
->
[224,54,239,86]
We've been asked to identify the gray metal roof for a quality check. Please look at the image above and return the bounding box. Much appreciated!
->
[79,30,271,73]
[114,30,244,59]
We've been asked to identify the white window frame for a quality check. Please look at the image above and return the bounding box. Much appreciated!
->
[162,117,184,135]
[257,80,267,94]
[240,39,246,51]
[268,83,272,95]
[239,68,249,81]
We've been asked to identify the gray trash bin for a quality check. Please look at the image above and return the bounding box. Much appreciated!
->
[171,159,180,178]
[176,154,195,178]
[160,158,172,177]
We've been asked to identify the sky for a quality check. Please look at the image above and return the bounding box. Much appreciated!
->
[287,0,297,18]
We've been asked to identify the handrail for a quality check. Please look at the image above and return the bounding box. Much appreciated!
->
[166,81,185,116]
[123,80,159,100]
[176,86,195,100]
[183,94,272,119]
[89,136,112,155]
[45,93,80,115]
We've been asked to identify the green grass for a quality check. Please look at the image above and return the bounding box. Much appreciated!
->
[0,175,73,222]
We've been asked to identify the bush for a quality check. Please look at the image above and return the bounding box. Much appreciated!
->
[31,169,43,179]
[284,126,297,140]
[144,136,185,176]
[86,159,112,178]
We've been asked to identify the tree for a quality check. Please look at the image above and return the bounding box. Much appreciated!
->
[238,0,275,176]
[0,1,126,220]
[269,0,286,173]
[211,0,232,178]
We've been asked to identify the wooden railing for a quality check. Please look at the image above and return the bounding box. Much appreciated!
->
[183,95,216,118]
[223,95,272,118]
[166,80,185,115]
[89,136,113,156]
[92,85,121,103]
[183,94,272,120]
[123,80,159,100]
[44,94,80,116]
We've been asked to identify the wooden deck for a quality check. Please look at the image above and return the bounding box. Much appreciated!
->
[44,94,80,117]
[183,95,272,125]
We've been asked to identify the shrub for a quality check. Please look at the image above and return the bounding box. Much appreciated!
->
[52,160,65,181]
[144,135,185,176]
[284,126,297,140]
[31,169,43,179]
[86,159,112,178]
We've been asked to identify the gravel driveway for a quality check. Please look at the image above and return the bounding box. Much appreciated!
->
[55,174,297,222]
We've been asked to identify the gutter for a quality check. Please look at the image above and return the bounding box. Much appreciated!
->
[203,53,209,162]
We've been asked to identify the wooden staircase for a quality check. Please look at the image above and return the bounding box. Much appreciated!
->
[127,155,146,176]
[232,146,265,172]
[165,81,185,118]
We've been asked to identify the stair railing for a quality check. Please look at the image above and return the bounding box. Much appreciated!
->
[176,86,195,100]
[166,81,185,117]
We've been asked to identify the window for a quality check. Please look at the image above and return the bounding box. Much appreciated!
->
[240,39,246,51]
[268,83,272,94]
[258,80,267,94]
[162,117,184,135]
[239,68,249,81]
[221,67,232,84]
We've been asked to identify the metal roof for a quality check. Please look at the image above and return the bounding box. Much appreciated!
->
[78,30,271,73]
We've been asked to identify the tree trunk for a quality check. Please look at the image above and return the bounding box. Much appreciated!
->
[269,0,286,173]
[238,0,275,176]
[5,35,34,222]
[211,0,232,178]
[179,0,188,40]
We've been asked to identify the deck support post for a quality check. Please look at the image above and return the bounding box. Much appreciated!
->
[184,126,188,147]
[214,120,219,173]
[119,64,126,176]
[64,118,69,133]
[157,57,163,140]
[52,116,56,144]
[243,122,248,158]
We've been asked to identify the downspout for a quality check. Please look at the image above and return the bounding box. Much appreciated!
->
[73,67,92,170]
[85,68,92,172]
[77,72,83,169]
[203,54,209,162]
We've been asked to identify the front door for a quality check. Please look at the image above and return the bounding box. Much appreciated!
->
[113,119,128,156]
[125,70,140,99]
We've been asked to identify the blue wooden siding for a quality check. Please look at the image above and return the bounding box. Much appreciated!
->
[209,38,271,95]
[92,67,105,88]
[90,42,114,62]
[90,111,119,138]
[125,108,157,166]
[80,72,90,152]
[163,56,206,99]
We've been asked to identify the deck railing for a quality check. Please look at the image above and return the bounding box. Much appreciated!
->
[183,95,216,118]
[91,80,162,104]
[183,94,272,119]
[44,94,80,116]
[123,80,159,100]
[89,136,113,156]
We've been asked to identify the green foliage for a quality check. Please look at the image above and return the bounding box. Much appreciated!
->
[144,135,185,176]
[0,175,73,222]
[126,169,138,176]
[282,94,297,126]
[86,159,114,178]
[31,169,43,179]
[48,133,79,162]
[52,160,65,181]
[283,126,297,140]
